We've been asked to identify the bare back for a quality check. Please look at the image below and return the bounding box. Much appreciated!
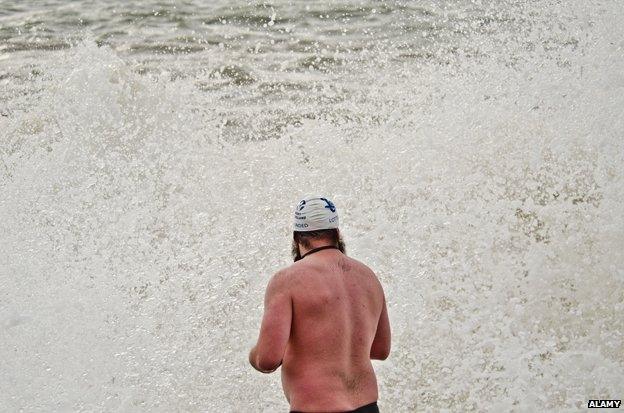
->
[281,250,385,412]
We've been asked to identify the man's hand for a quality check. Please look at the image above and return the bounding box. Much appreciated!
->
[249,272,292,373]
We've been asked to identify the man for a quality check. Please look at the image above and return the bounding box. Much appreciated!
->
[249,196,391,413]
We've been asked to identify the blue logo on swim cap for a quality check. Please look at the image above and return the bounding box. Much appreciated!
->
[320,198,336,213]
[297,200,306,211]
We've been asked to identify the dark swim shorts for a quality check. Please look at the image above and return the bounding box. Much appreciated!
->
[290,401,379,413]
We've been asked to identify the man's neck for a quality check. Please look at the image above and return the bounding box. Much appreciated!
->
[298,240,337,258]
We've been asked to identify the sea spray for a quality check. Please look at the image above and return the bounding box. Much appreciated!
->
[1,1,623,411]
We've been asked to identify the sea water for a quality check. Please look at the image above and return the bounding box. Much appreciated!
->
[1,1,623,411]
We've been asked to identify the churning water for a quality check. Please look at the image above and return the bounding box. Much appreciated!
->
[1,0,623,411]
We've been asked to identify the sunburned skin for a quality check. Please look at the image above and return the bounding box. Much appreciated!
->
[250,248,391,412]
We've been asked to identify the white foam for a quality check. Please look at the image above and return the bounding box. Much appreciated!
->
[1,1,623,411]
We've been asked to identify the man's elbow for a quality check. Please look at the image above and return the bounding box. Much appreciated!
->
[370,345,391,360]
[371,351,390,361]
[254,354,282,373]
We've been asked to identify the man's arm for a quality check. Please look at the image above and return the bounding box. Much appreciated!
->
[370,293,391,360]
[249,272,292,373]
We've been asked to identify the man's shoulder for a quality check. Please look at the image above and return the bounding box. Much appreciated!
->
[343,257,383,291]
[269,260,322,292]
[268,268,291,285]
[274,262,305,282]
[342,255,377,277]
[267,265,305,292]
[279,258,314,274]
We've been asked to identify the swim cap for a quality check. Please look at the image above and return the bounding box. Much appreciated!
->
[293,196,339,232]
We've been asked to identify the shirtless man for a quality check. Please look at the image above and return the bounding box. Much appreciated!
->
[249,196,391,413]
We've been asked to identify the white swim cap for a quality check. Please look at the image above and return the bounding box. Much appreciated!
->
[293,196,339,232]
